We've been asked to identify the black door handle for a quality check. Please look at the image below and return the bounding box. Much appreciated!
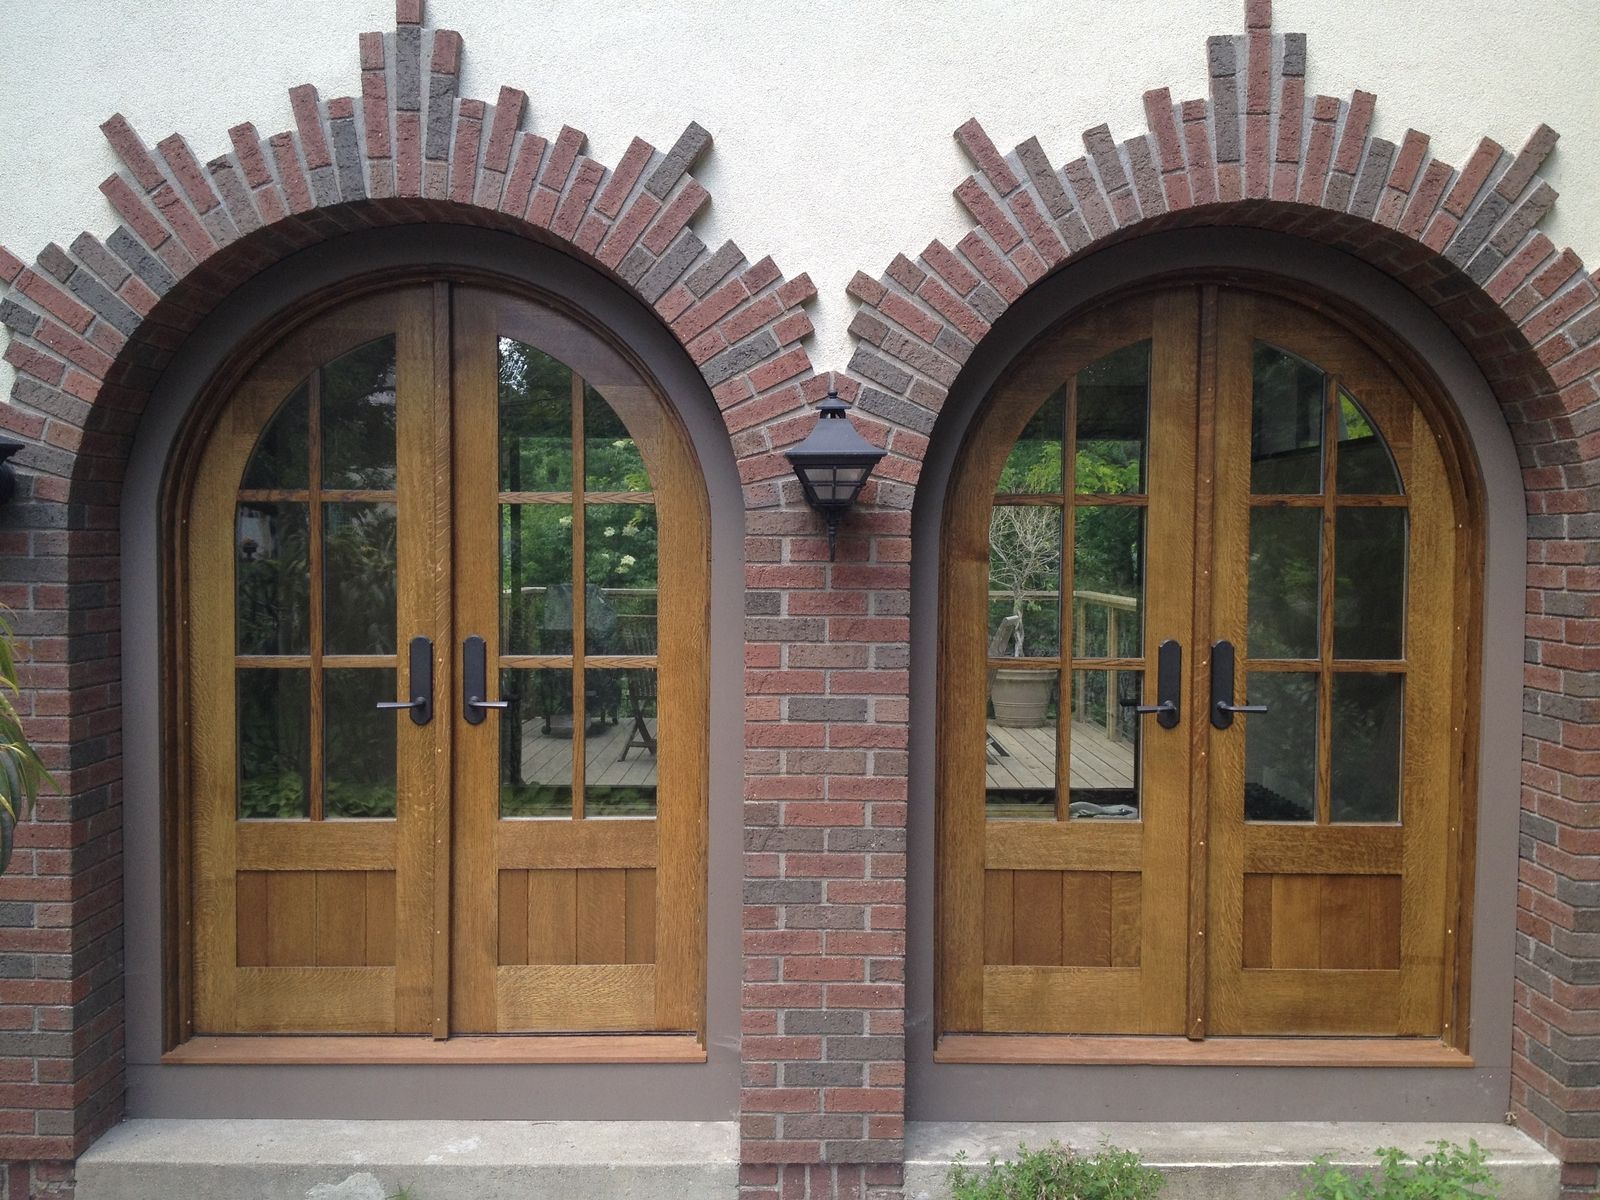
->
[1210,639,1268,729]
[1118,638,1181,730]
[463,634,509,724]
[374,635,433,726]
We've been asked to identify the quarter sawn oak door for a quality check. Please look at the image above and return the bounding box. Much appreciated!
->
[183,282,707,1043]
[938,282,1473,1051]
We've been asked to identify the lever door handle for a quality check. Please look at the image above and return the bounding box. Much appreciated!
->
[1117,638,1180,729]
[374,636,433,726]
[1209,639,1266,729]
[462,634,508,724]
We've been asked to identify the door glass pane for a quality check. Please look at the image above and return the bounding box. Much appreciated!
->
[1334,508,1407,660]
[989,506,1062,659]
[499,339,573,492]
[1068,668,1140,818]
[584,385,650,493]
[1075,341,1150,495]
[1336,391,1402,495]
[585,668,658,817]
[500,667,573,818]
[1251,343,1325,494]
[1247,507,1320,659]
[985,668,1057,819]
[323,668,397,818]
[235,503,310,655]
[1331,673,1403,822]
[1243,671,1318,821]
[320,337,397,489]
[585,504,658,655]
[501,505,575,655]
[241,382,309,490]
[322,502,397,655]
[237,668,309,819]
[1072,506,1143,658]
[998,387,1065,494]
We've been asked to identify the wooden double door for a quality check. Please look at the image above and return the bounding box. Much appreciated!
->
[939,284,1472,1046]
[182,283,707,1040]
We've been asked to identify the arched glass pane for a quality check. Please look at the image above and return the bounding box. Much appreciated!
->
[320,337,397,489]
[584,385,650,492]
[1336,390,1403,495]
[1075,341,1150,495]
[1251,343,1325,494]
[241,382,309,489]
[998,387,1064,494]
[499,339,572,491]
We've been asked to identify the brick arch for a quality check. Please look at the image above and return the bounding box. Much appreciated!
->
[837,0,1597,1177]
[0,1,916,1189]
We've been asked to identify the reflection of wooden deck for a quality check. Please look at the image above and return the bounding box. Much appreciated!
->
[519,718,658,788]
[985,719,1135,792]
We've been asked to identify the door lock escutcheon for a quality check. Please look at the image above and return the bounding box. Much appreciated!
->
[1119,637,1181,730]
[1209,639,1269,729]
[463,634,510,724]
[374,635,434,725]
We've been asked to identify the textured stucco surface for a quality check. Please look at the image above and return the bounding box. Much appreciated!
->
[0,0,1597,405]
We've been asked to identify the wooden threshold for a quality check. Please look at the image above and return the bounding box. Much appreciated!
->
[164,1034,706,1066]
[935,1034,1473,1068]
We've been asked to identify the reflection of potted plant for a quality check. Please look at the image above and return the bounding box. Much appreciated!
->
[988,504,1060,728]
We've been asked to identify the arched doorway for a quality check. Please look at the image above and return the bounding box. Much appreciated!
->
[937,279,1479,1055]
[172,279,709,1044]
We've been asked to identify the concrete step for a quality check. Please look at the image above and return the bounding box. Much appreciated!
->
[76,1117,1560,1199]
[74,1119,740,1200]
[905,1121,1559,1200]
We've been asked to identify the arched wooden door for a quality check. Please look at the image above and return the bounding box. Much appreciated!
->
[938,282,1475,1054]
[180,283,708,1044]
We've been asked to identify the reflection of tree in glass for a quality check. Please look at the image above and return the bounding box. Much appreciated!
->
[323,670,397,819]
[498,340,572,491]
[320,338,397,489]
[324,505,397,655]
[989,504,1061,658]
[237,670,309,819]
[236,506,309,655]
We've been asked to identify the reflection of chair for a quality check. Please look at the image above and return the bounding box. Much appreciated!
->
[985,614,1022,763]
[619,620,657,760]
[539,583,621,734]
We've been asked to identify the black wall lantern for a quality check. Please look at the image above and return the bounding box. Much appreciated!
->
[0,441,22,508]
[784,392,886,560]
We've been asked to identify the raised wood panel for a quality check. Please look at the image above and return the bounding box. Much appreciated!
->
[1241,873,1401,971]
[236,870,398,968]
[498,868,656,967]
[234,966,397,1033]
[985,870,1141,969]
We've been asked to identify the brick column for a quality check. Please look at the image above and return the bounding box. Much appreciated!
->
[738,376,911,1200]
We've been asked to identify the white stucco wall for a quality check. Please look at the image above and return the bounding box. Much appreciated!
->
[1,0,1596,401]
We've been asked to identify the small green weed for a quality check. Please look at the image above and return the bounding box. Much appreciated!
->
[1296,1140,1497,1199]
[947,1141,1163,1199]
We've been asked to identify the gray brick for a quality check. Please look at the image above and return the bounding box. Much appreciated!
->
[849,347,914,396]
[1446,191,1511,268]
[425,74,456,162]
[308,163,340,208]
[855,386,937,437]
[744,880,822,905]
[824,1140,904,1164]
[788,698,869,722]
[330,115,367,203]
[826,1036,904,1061]
[638,230,706,303]
[782,1062,863,1087]
[395,27,422,111]
[1349,139,1394,219]
[1016,137,1071,219]
[786,904,865,930]
[108,226,176,295]
[68,234,130,289]
[645,121,712,199]
[785,1010,863,1036]
[1282,33,1307,77]
[686,239,744,297]
[617,245,655,289]
[0,903,33,927]
[827,829,906,854]
[745,591,781,616]
[746,827,825,853]
[1488,181,1558,256]
[969,284,1006,324]
[704,330,779,389]
[745,616,825,642]
[0,298,40,335]
[66,269,141,337]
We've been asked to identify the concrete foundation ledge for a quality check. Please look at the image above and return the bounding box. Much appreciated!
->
[904,1121,1559,1200]
[74,1118,739,1200]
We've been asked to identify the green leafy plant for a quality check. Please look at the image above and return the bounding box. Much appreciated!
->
[0,610,53,874]
[1296,1140,1497,1199]
[947,1141,1163,1200]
